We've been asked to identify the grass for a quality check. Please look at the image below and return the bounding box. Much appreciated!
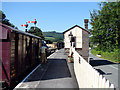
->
[91,49,120,63]
[45,37,55,41]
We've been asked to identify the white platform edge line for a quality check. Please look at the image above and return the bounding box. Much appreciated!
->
[14,63,41,89]
[47,50,58,59]
[15,50,58,89]
[109,65,118,70]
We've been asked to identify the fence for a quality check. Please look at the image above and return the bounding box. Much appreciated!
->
[72,47,115,88]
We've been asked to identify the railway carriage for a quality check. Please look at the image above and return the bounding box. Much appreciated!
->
[57,41,64,50]
[0,23,42,88]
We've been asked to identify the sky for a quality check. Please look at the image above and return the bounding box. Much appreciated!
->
[1,2,100,32]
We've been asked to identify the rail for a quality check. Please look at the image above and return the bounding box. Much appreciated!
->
[72,47,115,88]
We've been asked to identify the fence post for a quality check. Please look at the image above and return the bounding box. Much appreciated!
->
[102,77,106,88]
[105,80,110,88]
[72,48,115,88]
[110,84,114,88]
[99,75,102,88]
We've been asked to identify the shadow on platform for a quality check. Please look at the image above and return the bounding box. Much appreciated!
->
[94,69,112,75]
[24,58,71,82]
[41,59,71,81]
[89,59,116,67]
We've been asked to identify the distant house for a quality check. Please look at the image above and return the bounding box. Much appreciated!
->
[63,23,90,62]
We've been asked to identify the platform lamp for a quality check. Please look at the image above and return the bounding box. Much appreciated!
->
[68,32,73,46]
[68,32,73,57]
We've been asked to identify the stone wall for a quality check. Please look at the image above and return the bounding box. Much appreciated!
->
[75,30,89,62]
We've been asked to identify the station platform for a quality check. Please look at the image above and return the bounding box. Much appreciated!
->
[14,49,79,89]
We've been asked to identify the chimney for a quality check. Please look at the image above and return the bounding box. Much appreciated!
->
[84,19,89,30]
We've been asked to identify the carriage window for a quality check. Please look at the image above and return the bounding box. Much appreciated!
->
[0,29,10,42]
[0,27,8,39]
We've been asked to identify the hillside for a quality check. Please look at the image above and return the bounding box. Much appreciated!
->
[43,31,64,42]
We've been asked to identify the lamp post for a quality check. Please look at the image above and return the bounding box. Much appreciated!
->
[68,32,73,46]
[68,32,73,57]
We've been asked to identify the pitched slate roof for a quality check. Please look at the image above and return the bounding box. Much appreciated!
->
[63,25,90,34]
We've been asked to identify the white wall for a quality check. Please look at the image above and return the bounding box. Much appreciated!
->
[64,26,82,49]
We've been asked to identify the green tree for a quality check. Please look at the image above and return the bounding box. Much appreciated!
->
[43,31,64,42]
[90,2,120,52]
[0,10,6,21]
[28,26,44,39]
[0,10,15,28]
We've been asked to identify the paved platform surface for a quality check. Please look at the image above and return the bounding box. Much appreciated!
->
[14,49,79,89]
[89,49,119,88]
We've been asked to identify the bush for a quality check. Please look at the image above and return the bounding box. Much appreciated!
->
[91,49,101,55]
[91,49,120,63]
